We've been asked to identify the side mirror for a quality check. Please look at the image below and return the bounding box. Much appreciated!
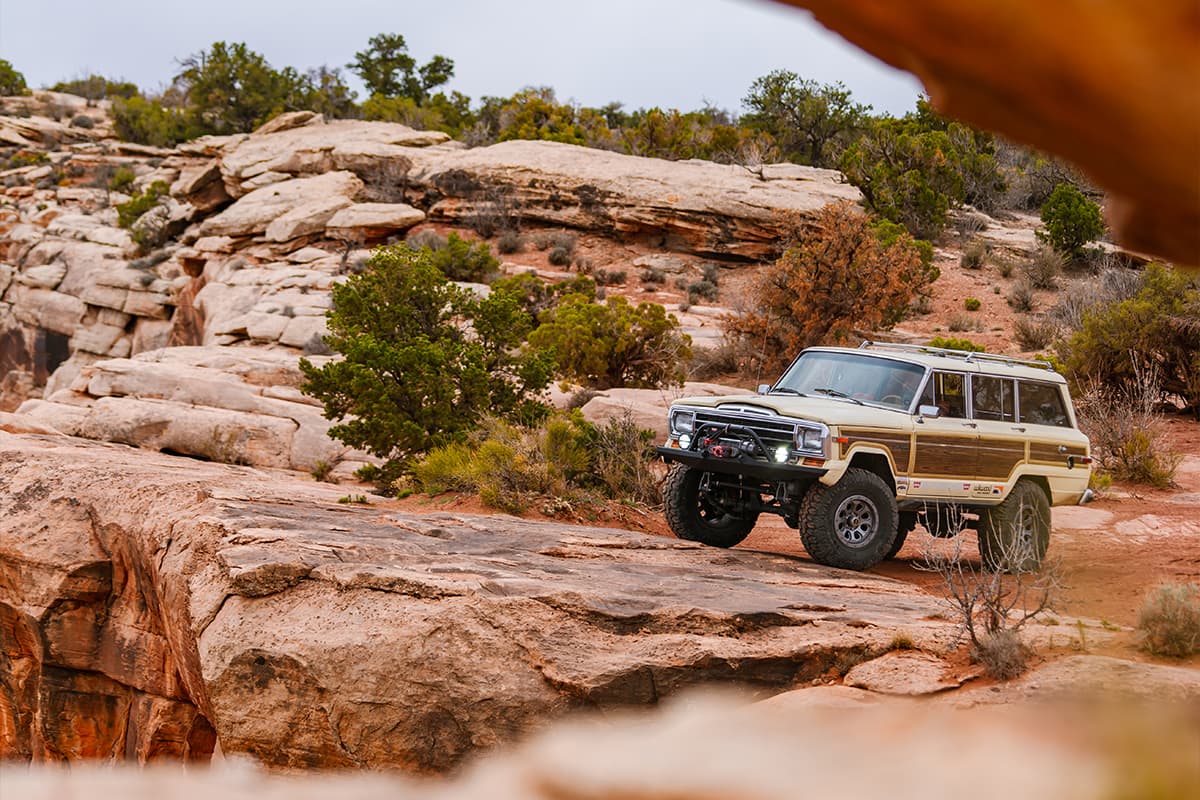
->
[757,384,772,395]
[918,404,940,419]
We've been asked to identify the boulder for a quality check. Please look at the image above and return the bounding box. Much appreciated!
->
[325,202,426,241]
[0,432,952,770]
[579,382,747,438]
[198,172,364,239]
[218,119,450,192]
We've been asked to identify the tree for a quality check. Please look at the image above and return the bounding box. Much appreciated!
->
[1037,182,1105,261]
[300,244,553,488]
[742,70,870,167]
[348,33,454,103]
[0,59,28,96]
[528,294,692,389]
[723,202,938,374]
[290,66,358,118]
[173,42,297,134]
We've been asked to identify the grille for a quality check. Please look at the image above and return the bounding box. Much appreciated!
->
[692,408,797,450]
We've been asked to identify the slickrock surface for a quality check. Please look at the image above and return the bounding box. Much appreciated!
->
[0,431,953,771]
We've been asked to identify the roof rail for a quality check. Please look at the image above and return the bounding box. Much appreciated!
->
[858,340,1055,370]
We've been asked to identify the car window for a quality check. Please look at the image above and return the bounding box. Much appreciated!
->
[1018,380,1070,426]
[972,375,1015,421]
[918,371,967,418]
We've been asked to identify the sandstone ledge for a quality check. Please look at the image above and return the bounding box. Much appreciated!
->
[0,431,952,771]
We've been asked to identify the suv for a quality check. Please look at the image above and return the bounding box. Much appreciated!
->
[658,342,1093,571]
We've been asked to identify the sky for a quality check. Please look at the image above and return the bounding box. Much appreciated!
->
[0,0,923,117]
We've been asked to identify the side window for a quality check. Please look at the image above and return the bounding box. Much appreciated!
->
[919,372,967,418]
[972,375,1015,421]
[1018,381,1070,427]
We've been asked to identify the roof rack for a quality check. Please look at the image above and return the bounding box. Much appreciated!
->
[858,340,1055,371]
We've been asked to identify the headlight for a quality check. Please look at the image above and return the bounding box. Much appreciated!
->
[797,427,825,453]
[669,409,695,435]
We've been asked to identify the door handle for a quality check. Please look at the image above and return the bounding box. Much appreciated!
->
[962,422,977,429]
[1012,426,1026,432]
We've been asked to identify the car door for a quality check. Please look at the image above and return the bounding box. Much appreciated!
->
[908,369,979,501]
[970,374,1028,499]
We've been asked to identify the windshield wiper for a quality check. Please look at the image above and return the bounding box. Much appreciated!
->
[770,387,807,396]
[814,387,863,405]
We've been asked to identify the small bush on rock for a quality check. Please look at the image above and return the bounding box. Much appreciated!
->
[1138,583,1200,658]
[1037,182,1105,261]
[115,180,169,229]
[928,336,984,352]
[964,297,981,311]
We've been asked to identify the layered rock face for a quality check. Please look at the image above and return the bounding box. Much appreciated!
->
[0,431,951,771]
[1,108,859,461]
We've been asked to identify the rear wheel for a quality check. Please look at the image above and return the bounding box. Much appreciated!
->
[798,468,898,570]
[977,480,1050,572]
[662,464,758,548]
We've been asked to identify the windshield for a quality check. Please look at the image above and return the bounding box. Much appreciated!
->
[773,351,926,411]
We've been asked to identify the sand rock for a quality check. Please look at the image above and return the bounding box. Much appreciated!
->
[844,650,963,695]
[404,139,862,260]
[0,431,952,769]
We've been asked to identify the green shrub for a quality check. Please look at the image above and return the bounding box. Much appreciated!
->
[111,96,195,147]
[529,294,692,389]
[964,297,981,311]
[594,269,627,286]
[641,267,665,284]
[1022,246,1063,290]
[1008,280,1036,312]
[1060,263,1200,411]
[928,336,984,352]
[532,231,577,253]
[4,151,48,170]
[1037,182,1105,261]
[413,410,660,512]
[1137,583,1200,658]
[299,244,554,491]
[115,180,169,229]
[688,279,719,303]
[496,230,523,254]
[109,167,136,193]
[591,410,661,505]
[70,114,95,129]
[1074,364,1183,488]
[547,245,572,267]
[421,232,499,283]
[960,240,987,270]
[1013,316,1057,351]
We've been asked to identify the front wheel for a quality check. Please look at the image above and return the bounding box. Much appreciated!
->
[662,464,758,548]
[798,468,898,570]
[977,480,1050,572]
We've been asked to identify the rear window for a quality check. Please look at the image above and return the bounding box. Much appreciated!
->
[1018,381,1070,427]
[973,375,1015,421]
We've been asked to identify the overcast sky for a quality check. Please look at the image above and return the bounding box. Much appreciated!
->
[0,0,923,117]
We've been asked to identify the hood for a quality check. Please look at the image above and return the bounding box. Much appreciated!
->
[671,393,915,429]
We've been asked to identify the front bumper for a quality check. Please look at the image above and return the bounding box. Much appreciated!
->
[656,445,828,481]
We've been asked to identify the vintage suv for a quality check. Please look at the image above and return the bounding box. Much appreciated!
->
[658,342,1093,571]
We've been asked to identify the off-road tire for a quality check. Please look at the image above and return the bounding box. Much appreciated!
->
[977,480,1050,573]
[798,468,898,570]
[885,511,919,560]
[662,464,757,548]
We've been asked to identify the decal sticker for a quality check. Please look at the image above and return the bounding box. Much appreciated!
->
[963,483,972,491]
[912,480,922,489]
[993,485,1004,495]
[972,483,994,496]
